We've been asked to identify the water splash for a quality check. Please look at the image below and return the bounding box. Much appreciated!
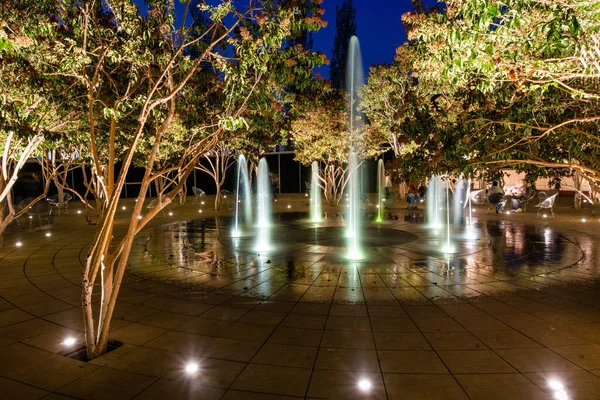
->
[427,176,443,230]
[346,153,363,259]
[254,158,272,252]
[345,36,365,260]
[232,155,252,237]
[310,161,322,223]
[427,175,455,253]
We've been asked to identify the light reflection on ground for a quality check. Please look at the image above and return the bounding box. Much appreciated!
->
[131,213,586,303]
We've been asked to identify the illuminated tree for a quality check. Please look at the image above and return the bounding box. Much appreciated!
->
[290,89,383,205]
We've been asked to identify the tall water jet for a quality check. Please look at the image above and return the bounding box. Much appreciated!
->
[232,155,252,237]
[345,35,365,260]
[427,176,442,229]
[347,153,362,259]
[376,159,385,222]
[453,177,466,225]
[310,161,322,223]
[254,158,272,252]
[444,176,453,253]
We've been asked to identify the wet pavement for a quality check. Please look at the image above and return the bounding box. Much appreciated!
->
[1,197,600,399]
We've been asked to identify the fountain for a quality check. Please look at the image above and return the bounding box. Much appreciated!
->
[426,175,443,230]
[376,159,385,222]
[345,35,365,260]
[310,161,322,223]
[254,158,272,252]
[453,177,466,225]
[232,155,252,237]
[444,176,453,253]
[427,175,455,253]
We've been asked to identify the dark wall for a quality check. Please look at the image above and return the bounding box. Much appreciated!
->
[15,155,387,201]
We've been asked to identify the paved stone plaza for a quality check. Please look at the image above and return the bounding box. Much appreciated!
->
[1,195,600,399]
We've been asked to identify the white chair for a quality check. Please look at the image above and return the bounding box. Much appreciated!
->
[192,187,205,202]
[20,198,51,229]
[146,199,166,218]
[466,189,496,213]
[46,193,73,215]
[535,192,558,218]
[221,190,235,210]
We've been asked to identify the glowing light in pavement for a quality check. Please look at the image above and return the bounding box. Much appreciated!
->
[185,362,199,375]
[357,379,372,392]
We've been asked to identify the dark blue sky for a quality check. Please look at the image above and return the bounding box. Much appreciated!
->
[132,0,438,78]
[313,0,415,78]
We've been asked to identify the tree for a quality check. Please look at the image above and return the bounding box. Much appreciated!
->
[290,89,383,205]
[0,0,81,245]
[402,0,600,190]
[17,0,327,359]
[330,0,356,89]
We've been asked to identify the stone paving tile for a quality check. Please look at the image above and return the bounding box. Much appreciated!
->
[413,316,467,332]
[384,373,468,400]
[0,376,49,399]
[144,331,212,356]
[105,347,180,377]
[437,350,517,374]
[251,343,318,368]
[136,379,224,400]
[57,366,157,400]
[222,390,298,399]
[202,337,263,362]
[373,331,431,350]
[0,308,33,327]
[109,323,167,346]
[280,313,327,330]
[307,370,386,399]
[496,348,582,372]
[550,344,600,369]
[321,330,375,350]
[378,350,447,373]
[315,348,380,372]
[162,357,246,388]
[472,329,544,349]
[454,373,548,400]
[0,343,97,391]
[325,316,371,331]
[231,364,312,397]
[267,326,323,347]
[369,317,419,332]
[424,331,487,350]
[525,370,600,400]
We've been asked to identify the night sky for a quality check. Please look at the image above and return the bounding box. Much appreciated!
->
[132,0,440,78]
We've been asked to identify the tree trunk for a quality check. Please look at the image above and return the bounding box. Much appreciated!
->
[214,186,222,210]
[574,173,583,210]
[55,179,65,207]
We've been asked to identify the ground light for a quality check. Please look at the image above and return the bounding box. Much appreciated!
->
[62,337,76,346]
[287,205,291,209]
[198,209,203,213]
[77,210,82,214]
[581,218,587,222]
[45,232,51,237]
[548,379,568,400]
[15,242,22,247]
[168,212,173,216]
[357,379,372,392]
[122,206,126,210]
[185,362,199,375]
